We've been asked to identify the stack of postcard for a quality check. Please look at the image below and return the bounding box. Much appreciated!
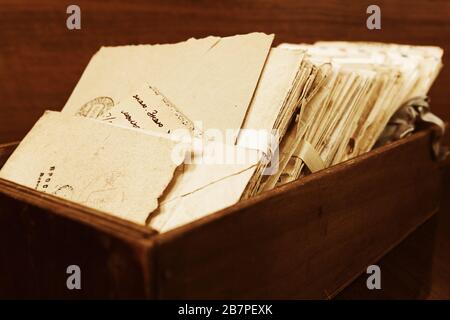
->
[0,34,443,232]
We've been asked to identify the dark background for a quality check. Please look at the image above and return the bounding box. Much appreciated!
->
[0,0,449,299]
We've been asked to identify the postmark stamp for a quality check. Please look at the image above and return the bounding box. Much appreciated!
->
[76,96,115,119]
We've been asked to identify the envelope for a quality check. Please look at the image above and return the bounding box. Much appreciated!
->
[63,33,274,141]
[102,83,195,135]
[90,85,262,232]
[0,111,182,224]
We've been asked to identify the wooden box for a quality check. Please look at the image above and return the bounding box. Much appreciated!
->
[0,129,443,299]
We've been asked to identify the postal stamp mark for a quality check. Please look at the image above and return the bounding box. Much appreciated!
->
[76,96,115,119]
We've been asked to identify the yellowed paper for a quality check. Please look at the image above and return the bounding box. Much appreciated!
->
[148,140,261,232]
[273,41,443,187]
[150,163,257,232]
[0,111,181,225]
[237,47,308,197]
[63,33,274,138]
[103,84,194,134]
[94,84,261,232]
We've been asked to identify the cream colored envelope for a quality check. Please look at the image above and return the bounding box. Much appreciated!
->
[149,143,260,232]
[238,48,305,136]
[0,111,182,225]
[59,33,276,231]
[102,84,195,135]
[149,44,312,228]
[93,83,261,232]
[63,33,274,139]
[150,165,257,232]
[149,47,310,230]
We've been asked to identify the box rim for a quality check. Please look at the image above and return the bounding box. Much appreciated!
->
[0,130,436,242]
[155,130,435,241]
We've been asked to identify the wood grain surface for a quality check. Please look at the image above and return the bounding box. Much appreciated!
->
[0,0,449,142]
[0,130,442,298]
[338,163,450,299]
[154,131,441,299]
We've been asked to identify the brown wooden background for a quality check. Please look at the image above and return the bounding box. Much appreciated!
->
[0,0,450,143]
[0,0,449,299]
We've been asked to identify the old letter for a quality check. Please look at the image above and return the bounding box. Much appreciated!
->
[0,111,182,224]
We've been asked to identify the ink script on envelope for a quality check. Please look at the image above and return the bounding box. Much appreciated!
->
[0,111,182,224]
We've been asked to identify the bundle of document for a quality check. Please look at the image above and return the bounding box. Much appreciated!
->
[261,41,444,191]
[0,34,443,232]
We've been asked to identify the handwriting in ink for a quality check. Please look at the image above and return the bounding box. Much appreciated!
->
[150,87,193,130]
[132,94,164,128]
[146,109,164,127]
[35,166,56,190]
[120,111,140,128]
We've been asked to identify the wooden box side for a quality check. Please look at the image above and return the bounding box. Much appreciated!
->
[0,143,158,299]
[154,131,442,299]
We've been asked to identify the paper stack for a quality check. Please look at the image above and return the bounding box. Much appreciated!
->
[0,35,443,232]
[260,41,443,190]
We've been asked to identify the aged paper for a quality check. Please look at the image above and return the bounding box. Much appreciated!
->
[102,84,194,134]
[93,84,261,232]
[238,48,305,135]
[271,41,444,187]
[149,142,260,232]
[0,111,182,225]
[63,33,274,139]
[237,47,307,197]
[150,49,315,230]
[150,162,257,232]
[96,85,261,231]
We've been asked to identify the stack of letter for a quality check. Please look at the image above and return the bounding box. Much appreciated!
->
[0,34,443,232]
